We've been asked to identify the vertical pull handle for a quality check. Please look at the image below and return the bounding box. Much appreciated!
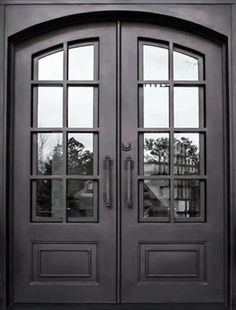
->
[103,156,112,207]
[125,156,133,207]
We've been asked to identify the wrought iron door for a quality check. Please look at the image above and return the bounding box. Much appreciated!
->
[12,21,226,305]
[120,22,225,303]
[13,22,117,303]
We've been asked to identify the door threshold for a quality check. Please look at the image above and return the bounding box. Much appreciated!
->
[7,303,228,310]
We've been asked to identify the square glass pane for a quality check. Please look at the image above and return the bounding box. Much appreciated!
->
[68,133,94,175]
[69,45,94,80]
[67,180,96,220]
[33,179,63,220]
[36,133,63,175]
[142,179,170,219]
[174,180,203,219]
[38,51,63,80]
[174,133,200,175]
[174,51,199,81]
[143,84,169,128]
[144,133,169,175]
[174,87,199,128]
[68,87,94,127]
[143,45,169,80]
[37,87,63,128]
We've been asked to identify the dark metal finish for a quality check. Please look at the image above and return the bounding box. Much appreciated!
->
[124,156,133,207]
[121,21,225,303]
[9,19,230,307]
[5,303,230,310]
[1,0,235,3]
[231,5,236,310]
[12,22,117,303]
[0,1,234,309]
[0,4,6,310]
[116,20,121,304]
[103,156,113,207]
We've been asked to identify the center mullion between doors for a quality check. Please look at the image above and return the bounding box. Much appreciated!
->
[116,19,122,304]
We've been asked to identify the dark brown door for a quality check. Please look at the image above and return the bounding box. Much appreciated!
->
[121,22,225,303]
[13,22,117,303]
[12,21,226,304]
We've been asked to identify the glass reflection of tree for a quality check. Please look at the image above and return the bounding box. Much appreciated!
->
[38,135,63,175]
[144,137,169,175]
[144,136,200,218]
[68,137,93,175]
[144,136,199,175]
[67,137,94,218]
[37,134,63,218]
[174,138,200,217]
[37,135,93,218]
[174,137,199,175]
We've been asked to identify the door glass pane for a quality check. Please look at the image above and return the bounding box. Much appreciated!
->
[143,84,169,128]
[174,51,199,81]
[144,133,169,175]
[143,45,169,80]
[36,133,63,175]
[68,133,94,175]
[34,179,63,220]
[69,45,94,80]
[38,51,63,80]
[174,87,199,128]
[37,87,63,128]
[142,180,170,219]
[174,180,202,219]
[68,87,94,127]
[67,180,95,220]
[174,133,200,175]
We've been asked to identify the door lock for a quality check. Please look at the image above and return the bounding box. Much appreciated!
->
[122,142,131,151]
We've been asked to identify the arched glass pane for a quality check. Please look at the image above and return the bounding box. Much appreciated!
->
[143,45,169,80]
[38,51,63,80]
[69,45,94,80]
[174,51,199,81]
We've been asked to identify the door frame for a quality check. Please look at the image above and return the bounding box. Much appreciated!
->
[0,6,233,310]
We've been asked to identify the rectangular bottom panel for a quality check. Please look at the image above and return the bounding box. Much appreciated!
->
[31,242,98,283]
[121,238,224,303]
[138,242,206,283]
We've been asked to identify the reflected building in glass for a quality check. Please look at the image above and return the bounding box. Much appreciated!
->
[143,180,170,218]
[143,133,201,220]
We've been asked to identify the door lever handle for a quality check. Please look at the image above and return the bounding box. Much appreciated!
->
[124,156,133,207]
[103,156,112,207]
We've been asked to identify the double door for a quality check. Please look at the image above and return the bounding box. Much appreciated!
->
[13,21,225,304]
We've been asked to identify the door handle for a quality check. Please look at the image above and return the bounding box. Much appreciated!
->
[125,156,133,207]
[103,156,112,207]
